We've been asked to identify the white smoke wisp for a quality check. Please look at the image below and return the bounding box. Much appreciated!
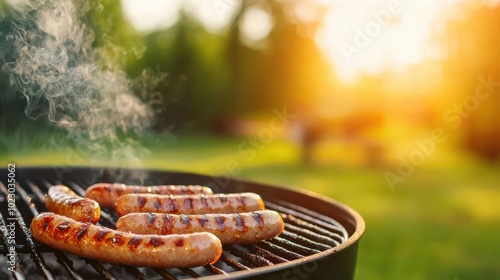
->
[2,0,160,175]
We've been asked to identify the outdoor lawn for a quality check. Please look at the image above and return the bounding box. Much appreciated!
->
[3,133,499,280]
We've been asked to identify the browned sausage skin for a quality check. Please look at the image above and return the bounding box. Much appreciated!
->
[45,185,100,224]
[115,193,265,216]
[30,212,222,268]
[116,210,284,244]
[85,183,213,207]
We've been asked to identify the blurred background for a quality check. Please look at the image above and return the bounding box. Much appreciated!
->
[0,0,499,279]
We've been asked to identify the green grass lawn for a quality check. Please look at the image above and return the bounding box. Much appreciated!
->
[1,134,499,279]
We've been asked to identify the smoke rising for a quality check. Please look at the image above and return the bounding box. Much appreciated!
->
[1,0,161,170]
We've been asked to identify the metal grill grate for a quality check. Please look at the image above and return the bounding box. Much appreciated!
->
[0,168,354,280]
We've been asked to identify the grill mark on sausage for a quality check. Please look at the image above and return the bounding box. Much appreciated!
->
[180,214,190,225]
[146,212,156,226]
[219,195,227,203]
[168,197,177,213]
[76,224,89,240]
[137,196,147,209]
[184,198,193,210]
[234,213,247,232]
[94,230,109,242]
[108,233,125,246]
[153,197,161,211]
[237,196,246,207]
[200,196,209,209]
[175,238,184,247]
[42,216,53,231]
[149,237,165,247]
[252,212,264,227]
[128,237,142,250]
[56,221,71,232]
[216,215,226,232]
[198,215,209,227]
[163,214,174,233]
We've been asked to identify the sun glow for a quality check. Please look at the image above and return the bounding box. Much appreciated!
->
[315,0,458,82]
[120,0,464,84]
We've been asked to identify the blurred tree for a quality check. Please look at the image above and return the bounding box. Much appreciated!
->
[440,3,500,161]
[126,0,335,134]
[137,12,232,132]
[258,0,331,112]
[225,0,332,113]
[87,0,145,70]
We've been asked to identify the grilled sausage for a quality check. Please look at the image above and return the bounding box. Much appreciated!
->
[30,212,222,268]
[116,210,284,244]
[85,183,213,208]
[45,185,100,224]
[115,193,265,216]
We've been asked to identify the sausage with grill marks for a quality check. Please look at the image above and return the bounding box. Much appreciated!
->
[116,210,284,244]
[30,212,222,268]
[45,185,100,224]
[85,183,213,208]
[115,193,265,216]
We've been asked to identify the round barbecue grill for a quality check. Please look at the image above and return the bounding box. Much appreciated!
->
[0,167,365,280]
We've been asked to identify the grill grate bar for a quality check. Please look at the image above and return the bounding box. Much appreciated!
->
[284,223,339,247]
[16,184,38,216]
[14,183,38,217]
[279,213,344,243]
[203,264,227,275]
[65,180,87,197]
[53,252,85,280]
[270,237,321,256]
[0,211,25,280]
[0,244,27,252]
[266,201,347,241]
[274,200,349,237]
[24,181,46,206]
[243,244,289,264]
[153,268,177,280]
[279,231,332,251]
[83,258,116,280]
[0,182,55,280]
[225,245,274,268]
[259,241,304,260]
[124,266,148,280]
[179,268,201,278]
[218,253,251,271]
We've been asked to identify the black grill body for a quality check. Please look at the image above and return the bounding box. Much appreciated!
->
[0,167,365,280]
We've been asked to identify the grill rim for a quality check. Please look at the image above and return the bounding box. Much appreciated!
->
[192,183,365,280]
[3,166,365,280]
